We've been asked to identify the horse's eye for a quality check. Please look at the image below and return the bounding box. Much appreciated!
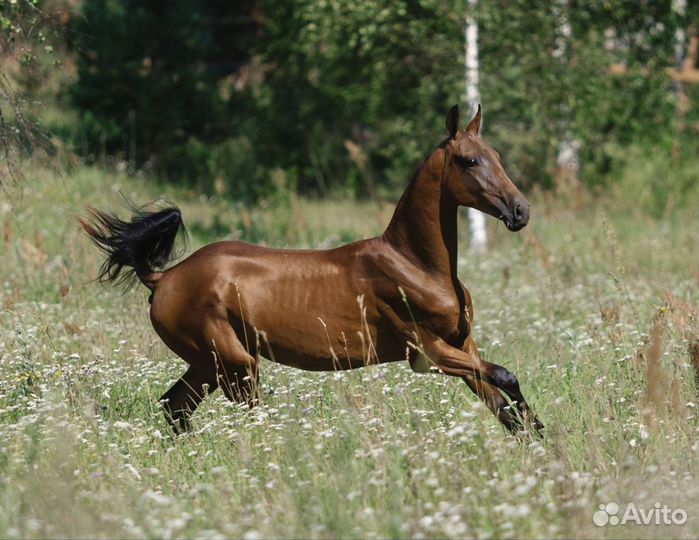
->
[456,156,478,169]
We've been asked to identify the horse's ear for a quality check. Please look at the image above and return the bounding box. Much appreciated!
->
[446,104,459,139]
[465,104,482,136]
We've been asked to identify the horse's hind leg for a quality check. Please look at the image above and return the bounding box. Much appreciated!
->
[203,319,259,409]
[159,366,218,434]
[156,317,258,433]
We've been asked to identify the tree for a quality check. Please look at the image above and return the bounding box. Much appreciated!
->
[71,0,230,172]
[0,0,60,187]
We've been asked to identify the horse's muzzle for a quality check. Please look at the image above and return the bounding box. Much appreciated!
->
[503,198,530,231]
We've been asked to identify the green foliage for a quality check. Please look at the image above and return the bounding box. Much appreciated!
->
[0,0,62,184]
[70,0,228,175]
[477,0,689,189]
[65,0,698,201]
[174,136,271,200]
[241,0,463,196]
[609,140,698,218]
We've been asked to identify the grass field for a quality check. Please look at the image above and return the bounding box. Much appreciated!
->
[0,164,697,539]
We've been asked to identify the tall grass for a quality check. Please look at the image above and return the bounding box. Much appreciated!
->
[0,163,697,538]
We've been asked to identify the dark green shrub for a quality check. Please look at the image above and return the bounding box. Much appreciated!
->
[71,0,228,174]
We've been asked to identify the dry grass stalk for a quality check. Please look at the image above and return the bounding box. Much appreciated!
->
[523,230,552,270]
[599,303,620,324]
[645,318,666,413]
[669,376,685,417]
[688,339,699,393]
[3,219,11,245]
[663,288,697,338]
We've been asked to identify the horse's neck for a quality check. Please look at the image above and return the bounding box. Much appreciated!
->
[383,148,458,278]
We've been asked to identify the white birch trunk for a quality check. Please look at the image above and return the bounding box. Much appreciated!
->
[672,0,688,116]
[554,0,580,181]
[465,0,487,254]
[673,0,687,67]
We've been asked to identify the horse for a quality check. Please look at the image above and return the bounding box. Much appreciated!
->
[80,104,543,436]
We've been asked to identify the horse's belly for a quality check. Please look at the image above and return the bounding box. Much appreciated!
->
[250,314,406,371]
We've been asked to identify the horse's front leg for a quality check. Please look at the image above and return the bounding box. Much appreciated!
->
[454,283,543,434]
[459,336,542,434]
[419,334,543,435]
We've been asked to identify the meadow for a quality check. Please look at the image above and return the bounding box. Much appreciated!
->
[0,162,697,539]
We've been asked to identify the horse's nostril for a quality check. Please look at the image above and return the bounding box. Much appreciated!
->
[513,202,522,221]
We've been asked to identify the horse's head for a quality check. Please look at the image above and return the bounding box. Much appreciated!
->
[441,104,529,231]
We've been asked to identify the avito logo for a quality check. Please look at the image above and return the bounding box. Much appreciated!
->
[593,502,687,527]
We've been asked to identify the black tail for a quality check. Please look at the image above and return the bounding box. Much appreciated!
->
[79,204,186,290]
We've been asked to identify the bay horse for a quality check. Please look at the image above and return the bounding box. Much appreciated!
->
[80,105,543,435]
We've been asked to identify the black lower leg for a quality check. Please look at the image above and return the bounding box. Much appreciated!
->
[462,375,522,433]
[488,365,544,435]
[159,367,217,434]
